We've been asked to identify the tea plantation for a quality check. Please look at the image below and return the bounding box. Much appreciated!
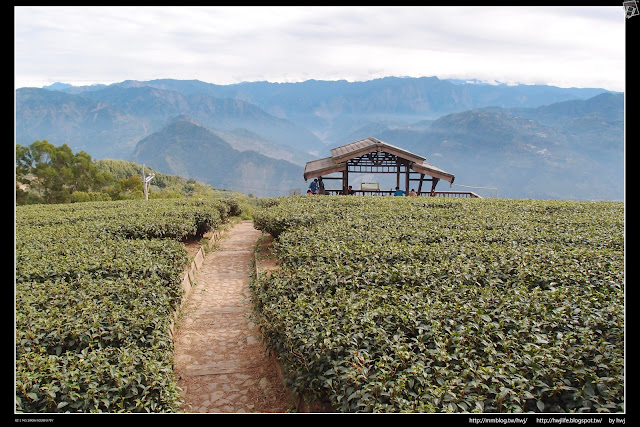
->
[15,197,242,412]
[15,195,624,413]
[251,196,624,413]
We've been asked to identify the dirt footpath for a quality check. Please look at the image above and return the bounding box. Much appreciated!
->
[172,220,295,413]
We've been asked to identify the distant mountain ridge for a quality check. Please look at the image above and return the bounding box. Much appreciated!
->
[15,87,148,159]
[46,76,615,147]
[15,76,623,200]
[132,116,305,197]
[369,93,624,200]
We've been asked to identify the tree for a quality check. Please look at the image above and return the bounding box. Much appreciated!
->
[15,140,114,204]
[108,176,144,200]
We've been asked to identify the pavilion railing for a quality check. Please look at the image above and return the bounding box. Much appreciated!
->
[320,190,482,198]
[432,191,482,198]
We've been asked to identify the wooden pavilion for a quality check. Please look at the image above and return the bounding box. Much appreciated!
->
[303,137,460,196]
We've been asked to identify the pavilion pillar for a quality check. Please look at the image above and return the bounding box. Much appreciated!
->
[343,169,349,194]
[430,178,440,196]
[417,173,425,195]
[405,164,410,193]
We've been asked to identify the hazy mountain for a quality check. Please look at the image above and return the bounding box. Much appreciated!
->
[74,84,324,152]
[367,93,624,200]
[487,92,623,154]
[15,87,149,159]
[75,76,615,147]
[132,116,305,197]
[16,76,623,200]
[208,128,318,167]
[15,85,324,159]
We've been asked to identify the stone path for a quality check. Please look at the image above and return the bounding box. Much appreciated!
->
[172,220,295,413]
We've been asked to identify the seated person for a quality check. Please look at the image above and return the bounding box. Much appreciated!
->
[309,179,319,194]
[393,186,406,196]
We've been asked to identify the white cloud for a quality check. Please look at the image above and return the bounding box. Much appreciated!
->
[14,6,625,91]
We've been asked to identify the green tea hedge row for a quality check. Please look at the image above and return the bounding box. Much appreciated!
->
[251,196,624,413]
[15,197,242,412]
[16,198,240,239]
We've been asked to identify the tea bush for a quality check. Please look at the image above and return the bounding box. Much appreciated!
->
[252,196,624,413]
[15,197,242,412]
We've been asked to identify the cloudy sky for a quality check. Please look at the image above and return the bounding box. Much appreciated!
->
[14,6,626,92]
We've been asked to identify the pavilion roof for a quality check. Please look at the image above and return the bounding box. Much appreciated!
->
[303,137,455,183]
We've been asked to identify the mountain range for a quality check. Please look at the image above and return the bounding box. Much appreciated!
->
[15,76,624,199]
[132,115,303,196]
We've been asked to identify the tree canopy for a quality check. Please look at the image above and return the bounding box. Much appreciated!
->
[16,140,231,205]
[16,141,114,204]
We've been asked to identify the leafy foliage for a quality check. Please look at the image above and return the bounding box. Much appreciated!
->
[16,140,113,204]
[15,197,243,412]
[16,141,233,205]
[251,196,624,413]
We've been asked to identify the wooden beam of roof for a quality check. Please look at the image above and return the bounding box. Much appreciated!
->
[303,157,345,180]
[330,137,425,164]
[411,161,455,184]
